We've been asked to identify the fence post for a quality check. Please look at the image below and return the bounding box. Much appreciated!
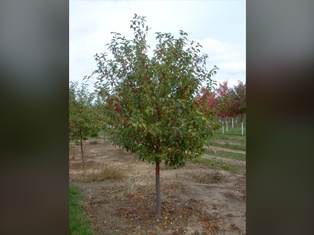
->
[232,118,234,128]
[226,121,228,132]
[241,122,244,136]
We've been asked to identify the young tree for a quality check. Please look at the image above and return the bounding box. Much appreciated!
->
[69,81,99,166]
[86,14,219,217]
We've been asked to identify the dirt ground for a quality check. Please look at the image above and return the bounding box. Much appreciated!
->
[69,139,246,235]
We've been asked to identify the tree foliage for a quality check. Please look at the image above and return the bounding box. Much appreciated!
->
[194,88,219,118]
[196,80,246,120]
[216,81,233,118]
[86,14,219,216]
[88,14,218,166]
[227,80,246,120]
[69,81,100,165]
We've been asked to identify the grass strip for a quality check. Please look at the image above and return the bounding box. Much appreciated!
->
[212,133,246,143]
[70,185,95,235]
[218,129,246,136]
[191,157,240,173]
[205,149,246,161]
[208,141,246,151]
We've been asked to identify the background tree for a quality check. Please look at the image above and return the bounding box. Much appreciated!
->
[86,14,219,217]
[92,86,110,144]
[69,81,99,167]
[195,87,219,118]
[215,81,233,119]
[225,80,246,121]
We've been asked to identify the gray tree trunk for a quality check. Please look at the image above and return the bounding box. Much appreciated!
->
[104,131,106,144]
[80,139,84,167]
[155,161,161,217]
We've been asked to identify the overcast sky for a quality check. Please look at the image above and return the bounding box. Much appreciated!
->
[70,0,246,88]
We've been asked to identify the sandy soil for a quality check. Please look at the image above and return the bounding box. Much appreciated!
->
[69,139,246,235]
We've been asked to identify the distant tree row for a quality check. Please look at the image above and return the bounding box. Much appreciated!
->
[69,81,105,165]
[195,80,246,122]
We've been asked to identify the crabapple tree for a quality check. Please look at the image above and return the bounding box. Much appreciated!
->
[86,14,219,216]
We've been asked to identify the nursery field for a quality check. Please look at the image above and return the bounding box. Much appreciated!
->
[69,130,246,235]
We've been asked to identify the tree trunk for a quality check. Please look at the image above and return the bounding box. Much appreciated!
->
[104,131,106,144]
[155,161,161,217]
[80,139,84,167]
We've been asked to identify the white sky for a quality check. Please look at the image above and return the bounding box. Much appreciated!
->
[70,0,246,89]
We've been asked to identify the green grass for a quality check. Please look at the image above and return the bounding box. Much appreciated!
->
[212,133,246,143]
[219,129,246,136]
[191,157,240,173]
[208,141,246,151]
[217,126,246,136]
[205,149,246,161]
[69,185,95,235]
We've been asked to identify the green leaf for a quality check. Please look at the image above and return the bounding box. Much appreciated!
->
[82,14,219,169]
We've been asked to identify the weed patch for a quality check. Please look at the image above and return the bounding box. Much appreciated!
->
[89,140,98,145]
[72,164,125,182]
[69,185,95,235]
[191,171,226,184]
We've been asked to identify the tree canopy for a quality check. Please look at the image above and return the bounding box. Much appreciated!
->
[85,14,219,216]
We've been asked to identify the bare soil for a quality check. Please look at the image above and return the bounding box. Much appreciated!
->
[69,139,246,235]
